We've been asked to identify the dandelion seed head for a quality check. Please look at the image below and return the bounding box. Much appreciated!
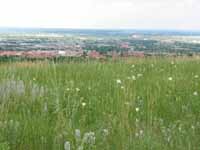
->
[116,79,122,84]
[132,75,136,80]
[168,77,173,81]
[82,102,86,107]
[135,132,139,137]
[83,132,95,145]
[75,129,81,141]
[191,125,195,130]
[76,88,80,92]
[64,141,70,150]
[139,130,144,135]
[135,107,139,112]
[137,74,143,77]
[193,91,198,96]
[127,77,131,80]
[102,129,109,137]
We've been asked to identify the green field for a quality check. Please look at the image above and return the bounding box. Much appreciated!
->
[0,58,200,150]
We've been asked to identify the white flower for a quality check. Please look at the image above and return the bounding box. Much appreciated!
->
[102,129,109,137]
[64,141,70,150]
[168,77,173,81]
[135,107,139,112]
[131,65,135,68]
[66,88,70,91]
[44,102,48,112]
[116,79,122,84]
[171,61,175,65]
[132,75,136,80]
[127,77,131,80]
[139,130,144,135]
[137,74,143,77]
[121,86,125,89]
[76,88,80,92]
[82,102,86,107]
[83,132,95,145]
[195,75,199,78]
[75,129,81,142]
[191,125,195,130]
[135,132,139,137]
[125,102,130,105]
[193,91,198,96]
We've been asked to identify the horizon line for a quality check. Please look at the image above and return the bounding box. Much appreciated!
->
[0,26,200,32]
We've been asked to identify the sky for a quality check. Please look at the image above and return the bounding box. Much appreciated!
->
[0,0,199,30]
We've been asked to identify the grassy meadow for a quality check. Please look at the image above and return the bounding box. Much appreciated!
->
[0,58,200,150]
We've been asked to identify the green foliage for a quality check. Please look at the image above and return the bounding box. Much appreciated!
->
[0,58,200,149]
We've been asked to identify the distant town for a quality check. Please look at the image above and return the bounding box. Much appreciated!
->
[0,29,200,59]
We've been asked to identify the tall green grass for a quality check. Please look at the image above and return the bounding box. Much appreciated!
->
[0,58,200,150]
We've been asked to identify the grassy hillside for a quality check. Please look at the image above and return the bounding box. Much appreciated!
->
[0,58,200,150]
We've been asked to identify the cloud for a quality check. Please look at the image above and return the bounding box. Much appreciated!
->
[0,0,199,29]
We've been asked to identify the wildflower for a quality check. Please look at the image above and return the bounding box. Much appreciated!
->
[132,75,136,80]
[137,74,143,77]
[102,129,109,137]
[33,77,36,81]
[82,102,86,107]
[193,91,198,96]
[171,61,175,65]
[168,77,173,81]
[135,107,139,112]
[83,132,95,145]
[64,141,70,150]
[121,86,125,89]
[194,75,199,78]
[75,129,81,142]
[66,88,70,91]
[44,102,48,112]
[131,65,135,68]
[135,132,139,137]
[191,125,195,130]
[76,88,80,92]
[139,130,144,135]
[125,102,130,105]
[116,79,122,84]
[77,146,83,150]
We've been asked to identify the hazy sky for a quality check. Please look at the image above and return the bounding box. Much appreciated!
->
[0,0,199,30]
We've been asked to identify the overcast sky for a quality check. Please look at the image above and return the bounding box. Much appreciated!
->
[0,0,199,30]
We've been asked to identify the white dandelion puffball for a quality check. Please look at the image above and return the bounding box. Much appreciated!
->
[135,107,139,112]
[168,77,173,81]
[132,75,136,80]
[193,91,198,96]
[76,88,80,92]
[116,79,122,84]
[64,141,70,150]
[82,102,86,107]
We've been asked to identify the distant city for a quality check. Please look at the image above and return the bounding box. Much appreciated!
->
[0,28,200,59]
